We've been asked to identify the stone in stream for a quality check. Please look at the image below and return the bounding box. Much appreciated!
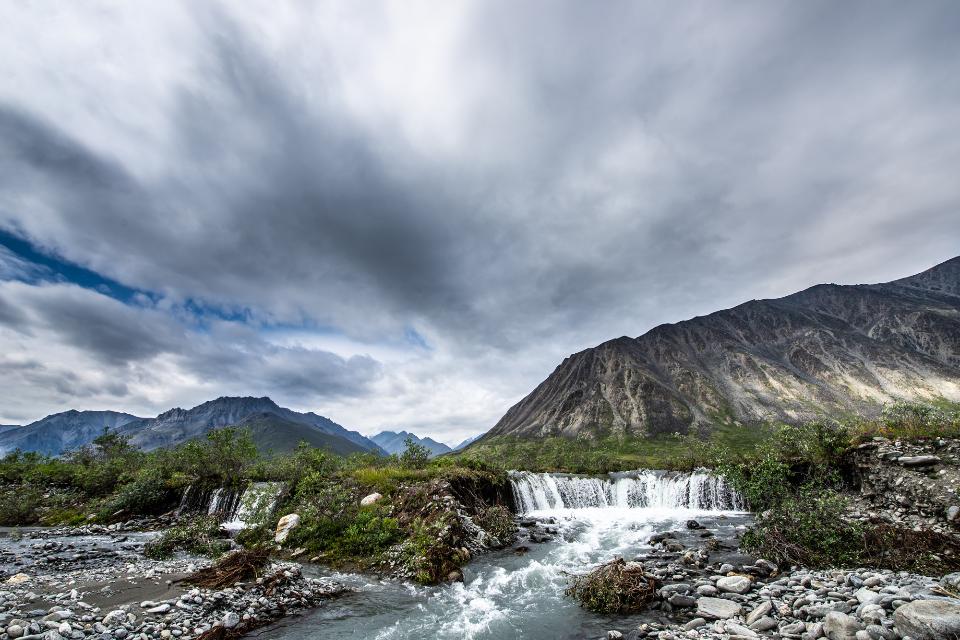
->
[716,575,752,594]
[893,600,960,640]
[696,597,742,619]
[823,611,864,640]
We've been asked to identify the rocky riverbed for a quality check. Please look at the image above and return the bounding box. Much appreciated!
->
[0,526,347,640]
[602,523,960,640]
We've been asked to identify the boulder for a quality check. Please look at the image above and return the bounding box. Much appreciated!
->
[893,599,960,640]
[5,573,30,585]
[823,611,864,640]
[717,575,752,594]
[274,513,301,544]
[360,492,383,507]
[855,587,881,605]
[696,597,742,620]
[948,505,960,522]
[222,612,240,629]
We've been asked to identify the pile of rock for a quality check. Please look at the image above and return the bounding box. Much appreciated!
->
[847,437,960,534]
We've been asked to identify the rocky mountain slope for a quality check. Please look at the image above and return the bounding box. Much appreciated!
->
[0,410,141,456]
[0,397,383,457]
[453,434,483,451]
[486,257,960,440]
[372,430,452,457]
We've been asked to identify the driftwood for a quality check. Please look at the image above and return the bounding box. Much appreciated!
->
[181,548,271,590]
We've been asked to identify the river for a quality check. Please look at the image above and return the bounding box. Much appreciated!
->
[260,470,752,640]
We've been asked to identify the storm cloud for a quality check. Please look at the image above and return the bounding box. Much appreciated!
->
[1,1,959,441]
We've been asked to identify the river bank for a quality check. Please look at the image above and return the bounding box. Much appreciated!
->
[0,526,347,640]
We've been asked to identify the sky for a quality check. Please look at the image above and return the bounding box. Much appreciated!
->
[1,1,959,444]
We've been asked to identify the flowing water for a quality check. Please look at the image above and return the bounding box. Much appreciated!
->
[263,470,751,640]
[176,481,285,531]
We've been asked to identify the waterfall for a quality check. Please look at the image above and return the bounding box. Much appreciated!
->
[509,470,745,513]
[222,481,285,531]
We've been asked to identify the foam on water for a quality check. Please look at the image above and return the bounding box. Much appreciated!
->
[270,471,749,640]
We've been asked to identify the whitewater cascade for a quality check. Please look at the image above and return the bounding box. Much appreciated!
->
[222,481,285,531]
[509,470,745,513]
[176,481,285,530]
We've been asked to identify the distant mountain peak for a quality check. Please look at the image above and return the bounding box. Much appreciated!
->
[371,430,452,457]
[0,396,383,458]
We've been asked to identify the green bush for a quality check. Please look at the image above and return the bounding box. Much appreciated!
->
[399,437,431,470]
[98,467,176,519]
[741,487,865,567]
[337,506,400,556]
[0,486,43,525]
[144,516,231,560]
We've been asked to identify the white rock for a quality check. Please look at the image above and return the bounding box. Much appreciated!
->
[716,575,752,594]
[360,492,383,507]
[5,573,30,585]
[222,612,240,629]
[724,621,757,637]
[274,513,301,544]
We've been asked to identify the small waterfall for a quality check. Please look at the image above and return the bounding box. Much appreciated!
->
[509,470,745,513]
[222,481,285,531]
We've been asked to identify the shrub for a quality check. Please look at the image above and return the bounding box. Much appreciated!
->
[144,517,231,560]
[399,438,431,470]
[474,504,516,547]
[0,486,43,525]
[337,506,401,557]
[740,487,865,567]
[99,467,176,519]
[566,558,658,613]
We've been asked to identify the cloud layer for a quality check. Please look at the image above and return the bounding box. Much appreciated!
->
[1,1,959,441]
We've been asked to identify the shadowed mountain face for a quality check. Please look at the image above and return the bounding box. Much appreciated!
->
[486,257,960,440]
[0,397,384,457]
[116,396,385,454]
[371,430,452,457]
[0,410,141,456]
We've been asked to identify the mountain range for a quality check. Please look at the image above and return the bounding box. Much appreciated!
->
[0,397,386,457]
[371,430,453,457]
[483,257,960,441]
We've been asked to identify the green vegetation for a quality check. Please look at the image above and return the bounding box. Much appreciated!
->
[456,423,774,473]
[3,399,956,579]
[566,558,658,613]
[0,428,258,525]
[144,516,232,560]
[707,401,960,573]
[0,431,511,583]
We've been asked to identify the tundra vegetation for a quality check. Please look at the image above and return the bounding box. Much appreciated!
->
[0,401,957,582]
